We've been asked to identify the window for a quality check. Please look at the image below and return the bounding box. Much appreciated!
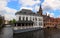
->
[23,17,25,21]
[39,18,42,21]
[26,17,28,21]
[19,16,21,20]
[33,18,34,21]
[35,18,37,21]
[39,22,42,26]
[30,17,31,20]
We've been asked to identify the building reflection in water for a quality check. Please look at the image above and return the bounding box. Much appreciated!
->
[0,26,60,38]
[44,28,60,38]
[13,29,44,38]
[14,28,60,38]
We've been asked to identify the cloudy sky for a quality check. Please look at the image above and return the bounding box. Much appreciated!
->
[0,0,60,20]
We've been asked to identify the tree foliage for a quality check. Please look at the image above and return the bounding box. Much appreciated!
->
[9,19,16,24]
[0,19,3,25]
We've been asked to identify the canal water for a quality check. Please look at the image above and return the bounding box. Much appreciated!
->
[0,25,13,38]
[0,25,60,38]
[14,29,44,38]
[13,28,60,38]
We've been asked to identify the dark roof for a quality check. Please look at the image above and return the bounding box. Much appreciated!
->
[15,20,34,24]
[15,9,41,16]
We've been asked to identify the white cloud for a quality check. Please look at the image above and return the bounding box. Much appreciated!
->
[19,0,40,11]
[0,7,17,20]
[50,13,54,17]
[42,0,60,18]
[4,7,17,13]
[46,12,54,17]
[34,5,40,12]
[42,0,60,10]
[0,0,17,20]
[0,0,10,12]
[3,7,17,20]
[0,0,8,16]
[19,0,40,7]
[0,0,9,8]
[20,7,33,10]
[0,0,10,7]
[4,14,16,21]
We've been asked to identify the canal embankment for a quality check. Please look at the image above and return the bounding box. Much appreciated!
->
[13,26,42,33]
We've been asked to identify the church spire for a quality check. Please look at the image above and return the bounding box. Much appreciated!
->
[37,4,42,16]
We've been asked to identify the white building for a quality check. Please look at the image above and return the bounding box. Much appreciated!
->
[15,9,43,28]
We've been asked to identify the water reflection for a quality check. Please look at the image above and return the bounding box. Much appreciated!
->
[14,28,60,38]
[44,28,60,38]
[13,29,44,38]
[0,26,60,38]
[0,26,13,38]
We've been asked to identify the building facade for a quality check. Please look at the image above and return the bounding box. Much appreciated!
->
[37,5,60,28]
[37,5,54,28]
[15,9,43,28]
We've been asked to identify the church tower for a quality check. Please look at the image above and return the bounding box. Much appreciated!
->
[37,5,43,16]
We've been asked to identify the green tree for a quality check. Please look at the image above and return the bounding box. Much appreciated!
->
[9,20,13,24]
[0,19,3,25]
[9,19,16,24]
[12,19,16,23]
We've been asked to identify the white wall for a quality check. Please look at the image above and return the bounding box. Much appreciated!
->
[16,14,43,28]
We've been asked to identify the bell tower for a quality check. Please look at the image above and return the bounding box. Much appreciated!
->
[37,5,42,16]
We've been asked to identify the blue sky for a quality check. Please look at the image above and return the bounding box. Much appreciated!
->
[0,0,60,20]
[7,0,20,10]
